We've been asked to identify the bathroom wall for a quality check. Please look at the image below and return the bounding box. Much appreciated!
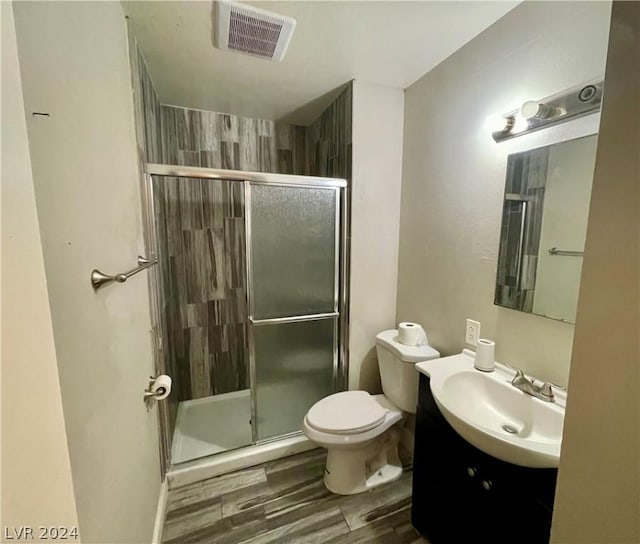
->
[397,0,612,385]
[13,2,161,542]
[1,1,79,532]
[161,104,285,171]
[130,32,162,165]
[155,83,352,180]
[552,2,639,541]
[349,80,405,392]
[306,84,353,180]
[275,123,307,175]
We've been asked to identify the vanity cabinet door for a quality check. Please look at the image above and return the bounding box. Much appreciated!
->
[412,406,485,542]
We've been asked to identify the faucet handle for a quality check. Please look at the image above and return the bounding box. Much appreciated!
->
[511,367,526,384]
[539,382,555,400]
[507,364,527,379]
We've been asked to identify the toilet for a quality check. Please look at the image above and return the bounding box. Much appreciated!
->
[302,328,440,495]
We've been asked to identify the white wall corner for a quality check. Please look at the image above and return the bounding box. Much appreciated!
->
[1,0,79,532]
[349,80,405,392]
[11,2,161,541]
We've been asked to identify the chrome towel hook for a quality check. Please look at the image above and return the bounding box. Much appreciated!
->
[91,255,157,291]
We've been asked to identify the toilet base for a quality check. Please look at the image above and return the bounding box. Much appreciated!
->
[323,426,403,495]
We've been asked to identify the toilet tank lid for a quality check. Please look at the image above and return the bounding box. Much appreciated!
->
[376,329,440,363]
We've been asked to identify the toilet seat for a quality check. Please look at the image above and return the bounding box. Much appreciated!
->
[306,391,387,434]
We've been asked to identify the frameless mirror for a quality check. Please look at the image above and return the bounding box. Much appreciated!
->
[494,135,598,323]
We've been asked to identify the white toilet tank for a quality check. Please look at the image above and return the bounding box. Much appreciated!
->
[375,329,440,413]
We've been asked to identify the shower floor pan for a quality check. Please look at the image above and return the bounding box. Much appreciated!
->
[171,389,252,464]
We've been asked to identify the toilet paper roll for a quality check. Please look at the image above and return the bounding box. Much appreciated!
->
[474,339,496,372]
[150,374,172,400]
[398,322,428,346]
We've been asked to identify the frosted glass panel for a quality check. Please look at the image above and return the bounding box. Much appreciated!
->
[254,319,335,441]
[250,185,337,319]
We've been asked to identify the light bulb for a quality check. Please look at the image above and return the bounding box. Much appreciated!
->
[521,100,542,120]
[521,100,559,120]
[488,115,515,134]
[512,115,530,133]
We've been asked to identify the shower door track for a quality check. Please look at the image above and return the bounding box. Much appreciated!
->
[146,163,348,188]
[143,163,350,476]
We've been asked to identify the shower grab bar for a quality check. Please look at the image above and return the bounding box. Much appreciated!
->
[91,255,157,291]
[548,247,584,257]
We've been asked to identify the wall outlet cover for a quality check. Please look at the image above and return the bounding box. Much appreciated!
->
[465,319,481,346]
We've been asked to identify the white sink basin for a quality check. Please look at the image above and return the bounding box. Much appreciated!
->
[416,351,566,468]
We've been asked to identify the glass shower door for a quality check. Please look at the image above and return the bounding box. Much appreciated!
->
[247,183,340,441]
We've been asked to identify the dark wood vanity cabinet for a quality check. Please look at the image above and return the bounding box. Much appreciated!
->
[412,374,557,544]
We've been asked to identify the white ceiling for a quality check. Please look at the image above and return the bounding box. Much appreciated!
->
[123,1,520,124]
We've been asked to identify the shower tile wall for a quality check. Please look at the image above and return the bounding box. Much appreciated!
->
[129,30,353,408]
[275,124,307,175]
[129,32,161,164]
[153,176,248,400]
[306,84,353,180]
[155,94,352,402]
[160,104,307,174]
[157,106,308,401]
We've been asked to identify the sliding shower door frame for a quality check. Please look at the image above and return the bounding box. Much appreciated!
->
[141,171,172,477]
[143,163,350,471]
[244,181,344,444]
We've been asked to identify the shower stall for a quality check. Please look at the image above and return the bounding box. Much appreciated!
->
[143,164,349,469]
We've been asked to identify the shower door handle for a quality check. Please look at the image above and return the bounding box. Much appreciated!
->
[250,312,339,325]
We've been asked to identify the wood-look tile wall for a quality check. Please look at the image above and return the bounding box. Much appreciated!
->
[129,33,161,164]
[306,85,353,180]
[156,106,308,401]
[160,104,307,175]
[153,177,249,400]
[274,123,307,175]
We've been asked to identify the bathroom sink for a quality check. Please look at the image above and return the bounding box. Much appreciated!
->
[415,351,565,468]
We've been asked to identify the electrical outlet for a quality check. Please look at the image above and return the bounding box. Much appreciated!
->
[465,319,481,346]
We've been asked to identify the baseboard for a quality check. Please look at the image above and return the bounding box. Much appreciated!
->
[167,434,316,489]
[151,478,168,544]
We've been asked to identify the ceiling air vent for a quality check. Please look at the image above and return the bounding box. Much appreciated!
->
[215,1,296,62]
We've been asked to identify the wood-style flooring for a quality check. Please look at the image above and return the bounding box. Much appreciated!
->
[162,449,429,544]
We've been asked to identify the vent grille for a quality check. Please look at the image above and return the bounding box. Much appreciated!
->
[216,1,296,62]
[229,10,282,58]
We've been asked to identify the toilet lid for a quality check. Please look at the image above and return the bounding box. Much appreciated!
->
[306,391,387,434]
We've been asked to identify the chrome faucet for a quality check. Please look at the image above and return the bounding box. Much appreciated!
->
[511,368,555,402]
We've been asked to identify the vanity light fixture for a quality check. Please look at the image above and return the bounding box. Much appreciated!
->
[491,79,603,142]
